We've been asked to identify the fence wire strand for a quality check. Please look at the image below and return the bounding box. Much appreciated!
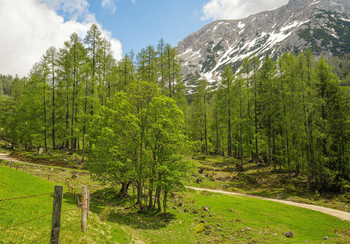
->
[0,193,52,202]
[60,221,81,231]
[0,161,86,239]
[0,212,52,231]
[30,230,51,244]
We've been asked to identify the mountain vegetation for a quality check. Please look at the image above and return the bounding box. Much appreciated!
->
[0,23,350,215]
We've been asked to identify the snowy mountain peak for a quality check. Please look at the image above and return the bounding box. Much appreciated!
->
[177,0,350,89]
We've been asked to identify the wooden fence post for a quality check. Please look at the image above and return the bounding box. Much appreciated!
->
[50,185,63,244]
[81,186,88,233]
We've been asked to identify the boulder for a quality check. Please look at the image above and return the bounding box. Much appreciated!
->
[71,172,79,179]
[202,206,209,211]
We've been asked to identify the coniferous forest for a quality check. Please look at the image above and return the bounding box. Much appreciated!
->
[1,25,350,212]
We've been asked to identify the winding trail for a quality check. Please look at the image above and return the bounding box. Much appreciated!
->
[1,153,349,222]
[186,186,350,221]
[0,153,24,163]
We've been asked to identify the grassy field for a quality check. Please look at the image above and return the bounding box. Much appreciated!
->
[0,166,130,243]
[0,163,349,243]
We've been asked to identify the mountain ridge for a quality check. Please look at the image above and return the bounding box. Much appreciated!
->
[177,0,350,87]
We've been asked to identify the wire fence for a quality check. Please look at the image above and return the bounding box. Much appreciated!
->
[0,212,52,231]
[30,230,51,244]
[0,192,52,202]
[0,171,90,243]
[0,159,71,183]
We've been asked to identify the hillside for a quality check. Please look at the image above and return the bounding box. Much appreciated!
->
[1,162,350,243]
[177,0,350,86]
[0,165,130,243]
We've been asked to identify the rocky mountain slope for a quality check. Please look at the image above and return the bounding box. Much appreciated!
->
[177,0,350,86]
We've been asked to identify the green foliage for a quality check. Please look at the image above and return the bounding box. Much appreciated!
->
[185,51,350,193]
[88,80,190,212]
[1,23,349,199]
[200,55,216,73]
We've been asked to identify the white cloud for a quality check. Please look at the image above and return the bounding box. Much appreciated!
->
[131,0,136,3]
[41,0,90,19]
[201,0,289,21]
[0,0,122,77]
[101,0,117,14]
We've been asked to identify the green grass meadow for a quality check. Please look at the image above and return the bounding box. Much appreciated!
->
[0,166,128,243]
[0,165,349,243]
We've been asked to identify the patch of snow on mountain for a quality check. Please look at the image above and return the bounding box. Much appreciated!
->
[190,50,201,58]
[267,31,292,46]
[238,22,245,29]
[203,72,216,83]
[280,20,310,33]
[309,1,320,6]
[242,38,258,50]
[213,22,225,32]
[183,48,193,55]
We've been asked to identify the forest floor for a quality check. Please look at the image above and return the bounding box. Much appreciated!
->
[184,155,350,214]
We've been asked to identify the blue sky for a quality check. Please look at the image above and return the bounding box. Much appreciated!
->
[87,0,211,55]
[0,0,288,76]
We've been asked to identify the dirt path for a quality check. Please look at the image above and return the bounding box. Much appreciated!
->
[1,153,349,222]
[186,186,350,221]
[0,153,25,163]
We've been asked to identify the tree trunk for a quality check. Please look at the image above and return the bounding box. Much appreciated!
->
[70,45,76,155]
[215,113,219,155]
[254,71,259,163]
[163,191,168,214]
[52,61,56,150]
[204,95,208,155]
[155,186,162,212]
[81,77,89,163]
[119,181,131,198]
[148,180,154,210]
[239,79,243,168]
[43,76,48,152]
[137,182,143,211]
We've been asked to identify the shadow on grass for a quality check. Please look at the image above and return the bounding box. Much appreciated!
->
[89,187,174,230]
[62,192,81,208]
[107,210,174,230]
